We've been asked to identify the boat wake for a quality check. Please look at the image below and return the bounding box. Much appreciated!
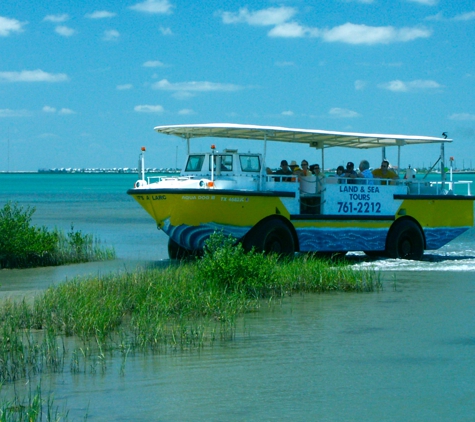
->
[348,249,475,272]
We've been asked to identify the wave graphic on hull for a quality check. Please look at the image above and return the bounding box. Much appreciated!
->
[162,218,251,250]
[423,227,470,250]
[297,227,387,252]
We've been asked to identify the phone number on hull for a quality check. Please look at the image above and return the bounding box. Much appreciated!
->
[337,201,381,213]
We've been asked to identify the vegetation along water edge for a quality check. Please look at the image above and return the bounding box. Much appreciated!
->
[0,201,115,269]
[0,233,379,384]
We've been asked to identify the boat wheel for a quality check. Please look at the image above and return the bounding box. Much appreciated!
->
[168,238,192,260]
[243,219,295,255]
[386,219,424,260]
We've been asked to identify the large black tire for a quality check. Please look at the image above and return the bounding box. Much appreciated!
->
[168,238,192,260]
[386,219,424,260]
[243,219,295,255]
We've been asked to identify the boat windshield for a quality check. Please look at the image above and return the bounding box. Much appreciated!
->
[240,155,260,172]
[209,154,233,172]
[185,155,205,172]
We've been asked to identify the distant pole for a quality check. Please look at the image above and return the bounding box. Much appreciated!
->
[175,146,178,169]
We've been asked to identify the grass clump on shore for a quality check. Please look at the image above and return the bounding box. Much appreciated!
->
[0,201,115,269]
[0,233,379,382]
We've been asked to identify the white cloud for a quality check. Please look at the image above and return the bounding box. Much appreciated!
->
[55,25,76,37]
[329,108,360,118]
[0,69,68,82]
[43,14,69,23]
[59,108,75,115]
[117,84,133,90]
[354,80,367,90]
[275,61,295,67]
[378,79,441,92]
[85,11,117,19]
[129,0,173,14]
[152,79,243,93]
[159,26,173,35]
[323,23,431,45]
[281,110,294,116]
[42,106,75,114]
[0,16,26,36]
[0,108,29,117]
[453,11,475,21]
[103,30,120,41]
[269,22,319,38]
[178,109,195,115]
[219,8,431,44]
[449,113,475,121]
[407,0,438,5]
[143,60,165,68]
[134,105,165,113]
[220,7,297,26]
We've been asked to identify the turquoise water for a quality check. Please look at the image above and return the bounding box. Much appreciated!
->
[1,173,475,421]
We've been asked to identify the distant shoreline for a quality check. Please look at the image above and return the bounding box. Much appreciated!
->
[0,169,181,175]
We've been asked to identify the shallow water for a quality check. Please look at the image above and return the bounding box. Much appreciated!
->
[1,174,475,421]
[6,271,475,421]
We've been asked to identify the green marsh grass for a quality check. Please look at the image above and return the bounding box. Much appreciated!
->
[0,233,379,382]
[0,383,73,421]
[0,201,115,269]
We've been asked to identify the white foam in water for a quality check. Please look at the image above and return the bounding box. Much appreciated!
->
[350,248,475,272]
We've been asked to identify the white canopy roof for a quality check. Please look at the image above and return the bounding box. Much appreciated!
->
[155,123,451,149]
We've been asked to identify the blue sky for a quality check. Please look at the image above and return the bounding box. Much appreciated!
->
[1,0,475,172]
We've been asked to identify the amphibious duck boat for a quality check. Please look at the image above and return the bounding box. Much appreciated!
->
[127,123,474,260]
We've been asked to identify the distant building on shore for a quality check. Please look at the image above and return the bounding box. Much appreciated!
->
[37,167,180,174]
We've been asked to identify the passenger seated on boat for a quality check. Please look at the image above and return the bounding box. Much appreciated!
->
[334,165,345,183]
[372,159,398,185]
[343,161,357,184]
[357,160,374,185]
[294,160,313,177]
[267,159,293,182]
[289,160,300,172]
[311,163,324,193]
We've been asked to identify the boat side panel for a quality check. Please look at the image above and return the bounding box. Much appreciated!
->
[128,191,294,250]
[397,198,474,249]
[128,189,474,252]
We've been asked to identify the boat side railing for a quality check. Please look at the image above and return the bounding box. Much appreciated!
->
[141,173,472,196]
[146,175,196,184]
[424,180,472,195]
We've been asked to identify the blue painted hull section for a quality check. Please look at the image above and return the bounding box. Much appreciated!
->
[161,218,471,253]
[423,227,470,249]
[296,228,388,252]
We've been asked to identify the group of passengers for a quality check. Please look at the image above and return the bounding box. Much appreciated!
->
[268,159,398,184]
[266,159,322,177]
[338,159,398,184]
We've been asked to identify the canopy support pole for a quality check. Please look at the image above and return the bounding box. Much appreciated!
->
[441,142,446,190]
[397,146,401,178]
